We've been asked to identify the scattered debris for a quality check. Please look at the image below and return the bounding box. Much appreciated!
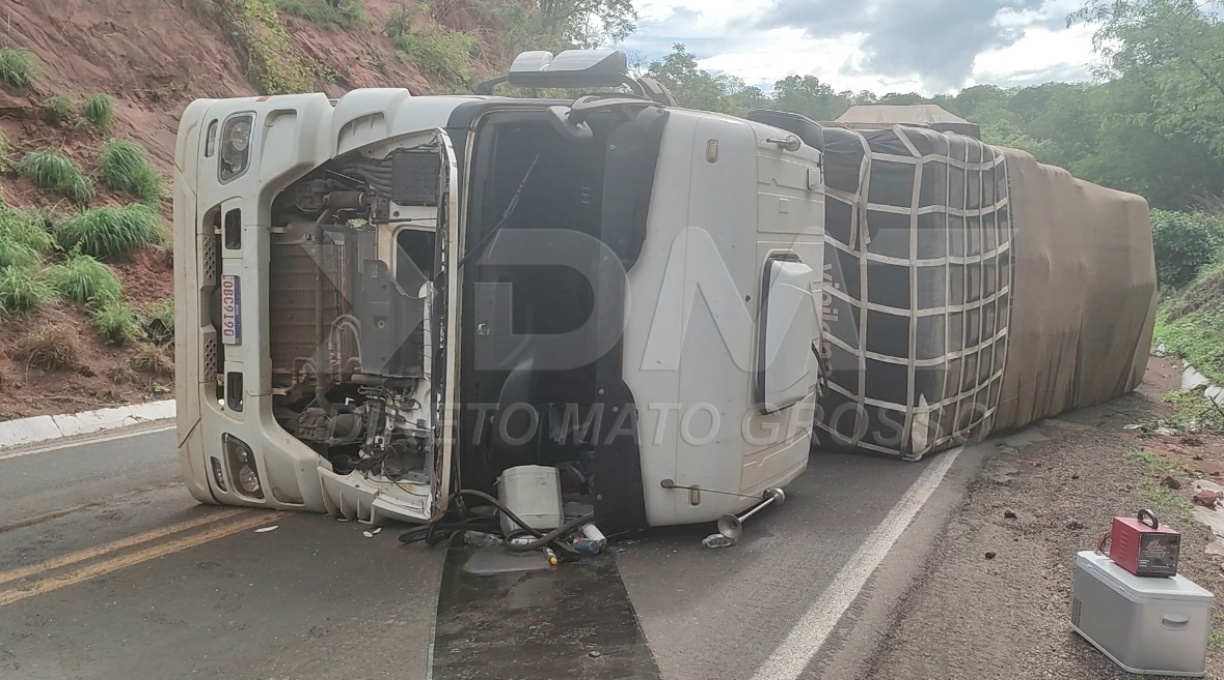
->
[1193,491,1222,509]
[1206,542,1224,559]
[588,651,602,658]
[1072,474,1081,480]
[1156,427,1180,437]
[1163,476,1184,490]
[1123,424,1142,432]
[255,525,278,533]
[1004,510,1018,520]
[702,534,736,549]
[985,551,997,560]
[362,527,383,538]
[1067,521,1086,530]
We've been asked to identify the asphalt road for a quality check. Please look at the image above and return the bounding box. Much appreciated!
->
[0,427,989,680]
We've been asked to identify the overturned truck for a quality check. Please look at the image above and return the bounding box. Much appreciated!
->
[804,104,1157,460]
[172,50,1156,543]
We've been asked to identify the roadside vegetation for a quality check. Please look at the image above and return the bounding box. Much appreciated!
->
[1152,211,1224,385]
[81,94,116,132]
[273,0,366,29]
[44,253,124,307]
[0,48,38,91]
[97,140,165,205]
[42,94,77,126]
[56,205,164,259]
[18,150,94,205]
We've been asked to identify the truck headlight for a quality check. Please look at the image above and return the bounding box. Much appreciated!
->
[218,113,254,183]
[222,433,264,499]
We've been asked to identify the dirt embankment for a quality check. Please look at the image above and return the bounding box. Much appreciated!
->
[0,0,490,420]
[866,356,1224,679]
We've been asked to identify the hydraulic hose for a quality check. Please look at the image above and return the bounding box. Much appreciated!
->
[398,488,595,555]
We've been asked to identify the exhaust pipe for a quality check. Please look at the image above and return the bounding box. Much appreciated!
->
[716,488,785,541]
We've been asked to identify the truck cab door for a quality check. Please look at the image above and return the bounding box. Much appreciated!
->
[430,127,460,521]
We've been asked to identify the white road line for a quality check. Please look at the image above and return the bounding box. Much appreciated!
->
[0,423,175,461]
[748,446,963,680]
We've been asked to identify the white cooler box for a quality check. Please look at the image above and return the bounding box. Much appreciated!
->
[1072,550,1215,677]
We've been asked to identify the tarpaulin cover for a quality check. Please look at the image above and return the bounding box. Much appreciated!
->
[838,105,982,139]
[812,109,1156,460]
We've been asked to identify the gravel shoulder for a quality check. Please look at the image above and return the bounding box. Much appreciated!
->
[865,356,1224,680]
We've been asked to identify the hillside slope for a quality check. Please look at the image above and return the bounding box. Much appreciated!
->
[0,0,498,419]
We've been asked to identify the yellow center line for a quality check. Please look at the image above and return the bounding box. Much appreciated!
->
[0,509,253,588]
[0,512,277,608]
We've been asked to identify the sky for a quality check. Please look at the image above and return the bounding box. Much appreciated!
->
[614,0,1104,96]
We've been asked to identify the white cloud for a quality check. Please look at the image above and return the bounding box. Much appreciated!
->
[618,0,1103,94]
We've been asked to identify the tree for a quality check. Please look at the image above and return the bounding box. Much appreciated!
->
[1071,0,1224,155]
[771,75,851,121]
[537,0,637,48]
[645,44,732,113]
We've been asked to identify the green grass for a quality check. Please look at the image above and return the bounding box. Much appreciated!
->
[0,205,56,254]
[56,204,163,259]
[0,205,56,269]
[1124,447,1168,470]
[0,129,9,173]
[44,253,124,307]
[272,0,366,28]
[0,239,40,270]
[92,299,142,346]
[1210,629,1224,651]
[17,150,94,205]
[0,49,38,90]
[97,140,165,205]
[42,94,76,125]
[1138,481,1195,524]
[81,94,115,132]
[0,266,58,316]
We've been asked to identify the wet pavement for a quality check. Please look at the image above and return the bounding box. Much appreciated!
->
[0,428,984,680]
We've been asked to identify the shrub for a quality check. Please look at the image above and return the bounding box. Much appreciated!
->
[0,205,57,254]
[81,94,115,132]
[42,94,77,125]
[1151,209,1224,292]
[92,299,142,345]
[0,240,40,270]
[273,0,366,28]
[0,129,8,173]
[44,253,124,306]
[97,139,165,205]
[15,324,81,371]
[214,0,319,95]
[0,49,38,90]
[393,26,478,83]
[130,344,174,377]
[56,204,163,259]
[0,266,57,315]
[18,150,94,205]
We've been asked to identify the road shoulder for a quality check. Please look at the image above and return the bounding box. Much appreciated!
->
[864,361,1224,679]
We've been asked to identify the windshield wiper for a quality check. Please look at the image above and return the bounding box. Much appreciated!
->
[455,154,541,270]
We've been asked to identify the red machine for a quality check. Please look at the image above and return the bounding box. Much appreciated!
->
[1106,509,1181,577]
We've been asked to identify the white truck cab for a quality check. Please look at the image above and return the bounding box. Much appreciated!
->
[172,50,826,537]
